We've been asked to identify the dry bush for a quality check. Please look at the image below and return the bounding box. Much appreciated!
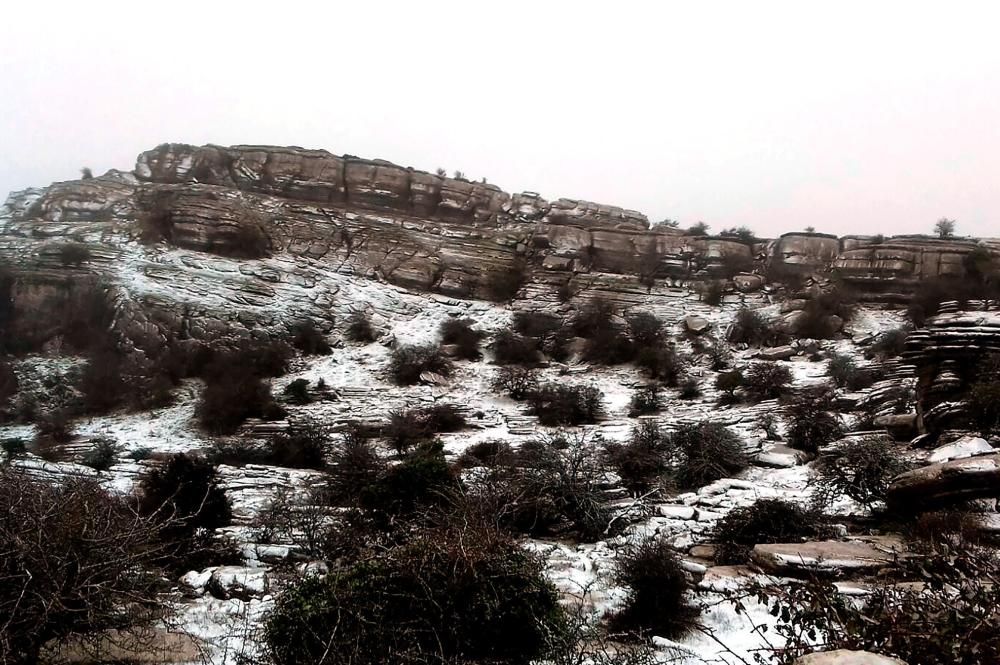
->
[439,317,485,360]
[137,453,234,571]
[867,328,909,359]
[665,421,749,489]
[491,328,541,365]
[490,365,540,400]
[282,377,311,405]
[703,280,725,305]
[389,344,452,385]
[383,404,466,454]
[743,362,793,401]
[727,307,783,346]
[197,366,283,435]
[711,499,828,565]
[677,377,702,399]
[528,383,603,426]
[263,516,565,665]
[290,319,331,355]
[606,537,701,640]
[635,346,686,385]
[326,429,386,505]
[57,242,92,266]
[359,441,459,520]
[81,437,120,472]
[735,547,1000,665]
[784,388,844,454]
[604,420,669,493]
[628,384,662,416]
[814,436,910,509]
[0,469,167,664]
[484,259,528,302]
[345,311,377,343]
[456,439,515,469]
[474,432,615,541]
[827,353,874,390]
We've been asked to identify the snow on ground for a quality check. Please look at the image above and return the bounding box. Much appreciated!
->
[0,274,907,664]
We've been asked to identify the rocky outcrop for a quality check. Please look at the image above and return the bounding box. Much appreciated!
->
[751,537,906,576]
[3,142,1000,363]
[903,305,1000,432]
[887,453,1000,511]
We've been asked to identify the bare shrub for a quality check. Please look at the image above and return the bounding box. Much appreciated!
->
[743,362,792,401]
[345,311,377,343]
[665,422,749,489]
[703,280,725,305]
[359,441,459,519]
[383,404,466,455]
[677,377,701,399]
[326,429,385,505]
[491,365,540,400]
[457,439,514,468]
[628,384,662,416]
[484,259,528,302]
[491,328,541,365]
[439,317,484,360]
[267,422,330,469]
[606,537,701,640]
[735,547,1000,665]
[528,383,603,426]
[57,242,92,266]
[0,469,166,665]
[197,367,283,435]
[137,453,234,571]
[605,420,669,493]
[635,346,685,385]
[712,499,827,565]
[814,436,910,509]
[867,328,909,359]
[728,307,783,346]
[263,516,565,665]
[388,344,452,385]
[784,389,844,454]
[480,431,615,541]
[290,319,331,355]
[81,437,119,472]
[282,378,311,405]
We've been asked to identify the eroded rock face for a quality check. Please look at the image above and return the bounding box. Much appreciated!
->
[4,142,1000,364]
[903,305,1000,432]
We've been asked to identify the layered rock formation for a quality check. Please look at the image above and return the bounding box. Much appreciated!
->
[2,142,999,361]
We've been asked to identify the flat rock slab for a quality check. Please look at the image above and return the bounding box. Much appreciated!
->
[888,453,1000,511]
[752,538,905,576]
[757,345,796,361]
[927,435,994,463]
[794,650,907,665]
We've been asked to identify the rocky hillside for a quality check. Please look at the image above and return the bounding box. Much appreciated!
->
[1,144,999,665]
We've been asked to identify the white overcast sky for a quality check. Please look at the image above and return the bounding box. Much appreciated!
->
[2,1,999,237]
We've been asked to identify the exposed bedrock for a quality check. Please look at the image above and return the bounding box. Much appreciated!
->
[887,453,1000,511]
[903,304,1000,432]
[3,142,1000,365]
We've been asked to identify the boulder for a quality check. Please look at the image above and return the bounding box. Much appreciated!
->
[794,650,907,665]
[207,566,269,600]
[887,453,1000,511]
[683,315,711,334]
[751,537,905,576]
[927,435,994,463]
[733,273,764,292]
[874,413,919,440]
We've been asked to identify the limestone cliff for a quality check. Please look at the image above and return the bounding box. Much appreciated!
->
[1,142,998,361]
